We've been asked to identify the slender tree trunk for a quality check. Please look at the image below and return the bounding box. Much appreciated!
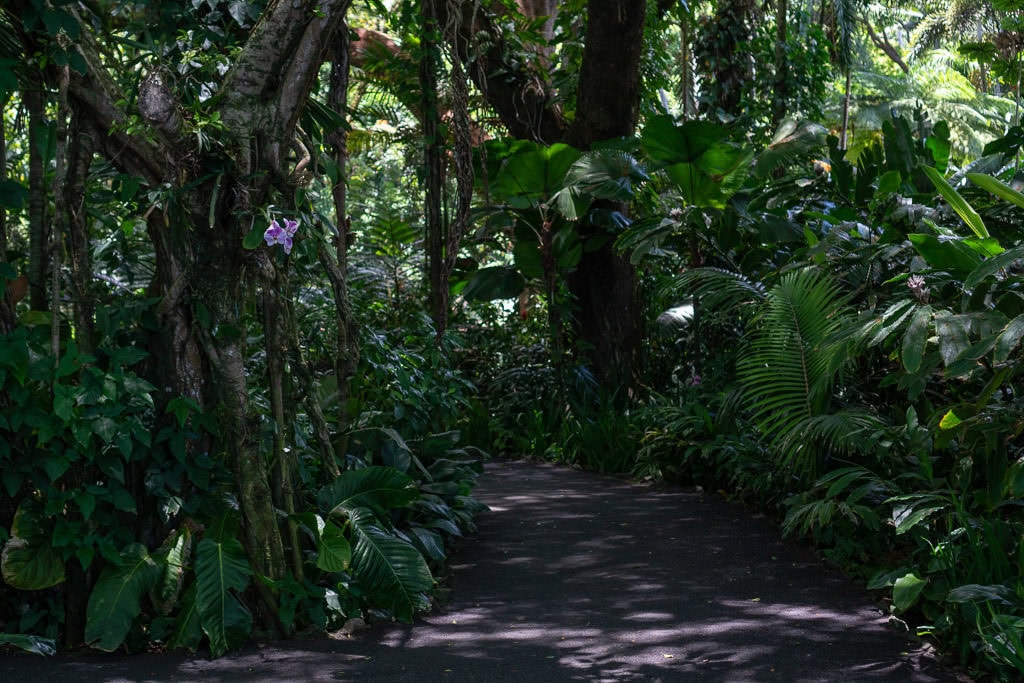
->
[421,0,446,337]
[840,67,852,150]
[326,15,358,461]
[0,101,13,334]
[678,17,697,120]
[771,0,789,129]
[66,111,97,352]
[26,87,47,310]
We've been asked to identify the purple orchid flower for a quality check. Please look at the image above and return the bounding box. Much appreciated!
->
[263,218,300,255]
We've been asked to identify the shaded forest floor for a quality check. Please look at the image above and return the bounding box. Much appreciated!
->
[0,459,971,682]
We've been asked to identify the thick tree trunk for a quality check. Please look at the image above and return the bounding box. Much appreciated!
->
[564,0,646,388]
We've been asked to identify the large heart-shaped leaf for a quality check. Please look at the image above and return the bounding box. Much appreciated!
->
[85,543,161,651]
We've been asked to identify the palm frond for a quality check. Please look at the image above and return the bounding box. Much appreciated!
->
[667,267,766,318]
[736,269,853,479]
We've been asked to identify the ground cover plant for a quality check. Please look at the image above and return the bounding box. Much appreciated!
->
[1,1,1023,680]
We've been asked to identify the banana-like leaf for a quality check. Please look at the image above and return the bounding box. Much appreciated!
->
[921,165,989,239]
[85,544,161,651]
[1,499,64,590]
[318,466,419,519]
[967,172,1024,209]
[349,508,433,622]
[194,537,252,657]
[0,633,56,656]
[963,245,1024,291]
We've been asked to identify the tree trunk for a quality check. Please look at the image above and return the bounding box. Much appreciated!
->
[564,0,647,388]
[26,87,48,310]
[0,101,14,334]
[771,0,789,129]
[66,111,97,352]
[421,0,447,336]
[696,0,757,118]
[326,20,359,461]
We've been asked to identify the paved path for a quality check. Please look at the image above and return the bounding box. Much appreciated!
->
[1,460,967,682]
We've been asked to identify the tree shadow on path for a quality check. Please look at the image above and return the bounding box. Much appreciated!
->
[0,459,970,682]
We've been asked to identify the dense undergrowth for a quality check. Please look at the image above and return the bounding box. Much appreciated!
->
[459,115,1024,681]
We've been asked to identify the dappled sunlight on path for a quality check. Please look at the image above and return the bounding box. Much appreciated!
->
[0,460,967,682]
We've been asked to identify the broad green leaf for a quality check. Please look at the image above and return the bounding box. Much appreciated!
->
[2,501,64,590]
[461,266,526,302]
[876,170,901,194]
[151,528,192,615]
[0,633,56,656]
[242,224,265,250]
[194,537,252,657]
[901,305,932,373]
[892,573,927,612]
[939,408,963,431]
[893,505,944,535]
[1,535,65,590]
[488,142,581,201]
[995,315,1024,362]
[85,544,161,651]
[316,521,351,573]
[408,527,447,562]
[561,149,647,202]
[964,245,1024,290]
[920,165,989,239]
[933,312,972,367]
[349,509,433,622]
[318,466,419,519]
[907,234,981,276]
[641,116,728,165]
[967,172,1024,209]
[167,584,203,652]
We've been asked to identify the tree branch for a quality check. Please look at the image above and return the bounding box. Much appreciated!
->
[430,0,567,144]
[864,21,909,74]
[221,0,349,134]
